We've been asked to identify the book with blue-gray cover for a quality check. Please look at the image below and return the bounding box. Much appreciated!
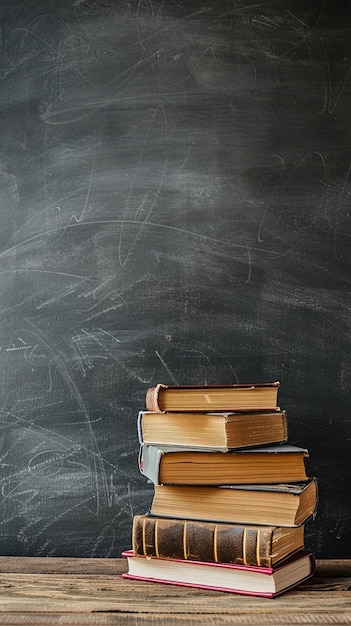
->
[139,443,309,486]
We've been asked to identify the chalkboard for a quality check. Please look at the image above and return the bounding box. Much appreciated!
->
[0,0,350,559]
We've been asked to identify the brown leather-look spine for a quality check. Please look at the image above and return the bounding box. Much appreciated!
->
[256,527,275,567]
[132,515,274,566]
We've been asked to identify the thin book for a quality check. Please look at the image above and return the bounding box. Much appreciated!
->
[145,382,280,413]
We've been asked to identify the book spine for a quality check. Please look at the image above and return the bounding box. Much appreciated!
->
[137,411,143,444]
[282,410,288,442]
[132,515,274,567]
[138,445,163,484]
[145,384,166,412]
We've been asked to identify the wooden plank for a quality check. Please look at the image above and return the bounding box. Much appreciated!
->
[0,558,350,577]
[0,572,350,613]
[315,561,351,578]
[0,558,120,576]
[0,614,350,625]
[0,559,350,624]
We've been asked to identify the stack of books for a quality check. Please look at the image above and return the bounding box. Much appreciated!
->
[123,382,318,598]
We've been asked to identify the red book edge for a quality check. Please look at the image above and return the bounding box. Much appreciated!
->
[121,550,315,598]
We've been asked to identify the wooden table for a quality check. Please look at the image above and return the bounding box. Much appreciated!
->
[0,557,350,624]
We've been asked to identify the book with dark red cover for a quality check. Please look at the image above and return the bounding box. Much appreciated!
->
[122,549,315,598]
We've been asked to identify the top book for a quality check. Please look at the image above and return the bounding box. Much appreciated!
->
[145,382,280,413]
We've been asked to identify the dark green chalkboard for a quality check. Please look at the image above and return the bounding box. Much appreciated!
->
[0,0,350,558]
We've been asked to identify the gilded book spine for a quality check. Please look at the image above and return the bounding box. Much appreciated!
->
[132,515,274,567]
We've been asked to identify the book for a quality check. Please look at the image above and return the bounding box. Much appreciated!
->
[132,514,305,567]
[139,444,308,486]
[145,382,280,413]
[137,409,288,450]
[149,478,318,527]
[122,549,315,598]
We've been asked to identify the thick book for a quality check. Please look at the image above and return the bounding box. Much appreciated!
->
[122,549,316,598]
[145,382,280,412]
[139,444,308,486]
[137,409,288,450]
[132,514,305,567]
[150,479,318,527]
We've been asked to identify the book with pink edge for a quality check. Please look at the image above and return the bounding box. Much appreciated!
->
[122,549,315,598]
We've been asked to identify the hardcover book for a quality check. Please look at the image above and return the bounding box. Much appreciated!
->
[145,382,280,413]
[122,549,316,598]
[137,409,288,450]
[149,479,318,527]
[139,444,308,486]
[132,514,305,567]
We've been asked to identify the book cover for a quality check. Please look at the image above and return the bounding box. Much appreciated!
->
[122,549,316,598]
[145,382,280,413]
[139,443,308,486]
[132,514,305,567]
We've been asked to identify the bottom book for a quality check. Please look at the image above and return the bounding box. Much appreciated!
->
[122,549,315,598]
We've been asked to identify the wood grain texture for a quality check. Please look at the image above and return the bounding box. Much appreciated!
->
[0,558,350,624]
